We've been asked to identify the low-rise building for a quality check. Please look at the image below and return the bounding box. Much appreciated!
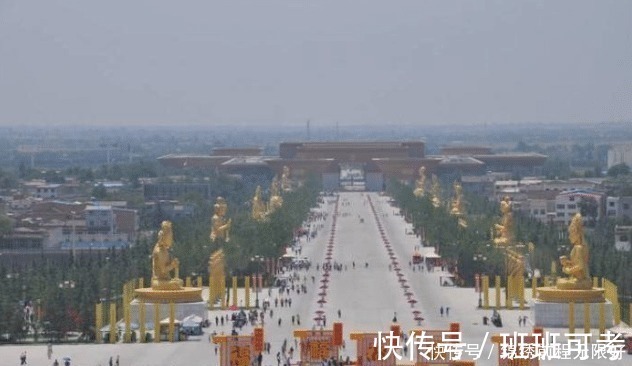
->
[461,173,509,199]
[2,201,139,252]
[606,196,632,220]
[144,200,195,222]
[607,144,632,169]
[94,181,125,194]
[519,191,558,224]
[84,205,139,242]
[22,179,85,200]
[554,189,605,225]
[614,225,632,252]
[143,182,211,200]
[85,205,114,233]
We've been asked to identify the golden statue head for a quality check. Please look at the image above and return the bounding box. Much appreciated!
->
[157,221,173,249]
[271,176,281,196]
[500,196,512,213]
[214,196,227,216]
[454,181,462,194]
[418,166,426,177]
[568,213,584,246]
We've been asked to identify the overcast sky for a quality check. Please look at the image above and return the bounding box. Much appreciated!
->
[0,0,630,127]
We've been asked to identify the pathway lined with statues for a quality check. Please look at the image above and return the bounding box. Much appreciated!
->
[0,192,625,366]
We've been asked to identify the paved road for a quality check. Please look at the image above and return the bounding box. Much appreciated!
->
[0,192,626,365]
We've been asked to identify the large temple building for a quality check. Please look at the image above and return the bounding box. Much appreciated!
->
[158,141,546,191]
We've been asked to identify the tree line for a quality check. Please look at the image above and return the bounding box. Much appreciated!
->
[387,179,631,323]
[0,174,320,343]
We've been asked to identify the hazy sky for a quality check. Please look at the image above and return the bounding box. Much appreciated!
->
[1,0,630,126]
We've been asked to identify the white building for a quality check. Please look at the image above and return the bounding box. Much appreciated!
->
[85,205,114,234]
[606,196,632,220]
[22,180,61,199]
[607,144,632,169]
[614,225,631,252]
[554,190,605,225]
[520,191,558,223]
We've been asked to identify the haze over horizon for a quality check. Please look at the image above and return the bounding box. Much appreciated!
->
[1,0,630,127]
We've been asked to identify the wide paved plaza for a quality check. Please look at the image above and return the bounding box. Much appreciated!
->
[0,192,627,365]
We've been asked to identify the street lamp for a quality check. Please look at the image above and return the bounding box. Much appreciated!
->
[473,254,487,308]
[474,274,482,308]
[250,255,265,308]
[533,268,541,288]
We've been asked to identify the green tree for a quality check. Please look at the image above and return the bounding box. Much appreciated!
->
[0,168,19,189]
[578,196,599,225]
[542,158,572,180]
[91,184,108,199]
[607,163,630,177]
[0,214,12,235]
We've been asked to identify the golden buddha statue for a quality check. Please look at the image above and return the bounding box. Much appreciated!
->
[268,176,284,213]
[450,181,467,227]
[493,196,514,246]
[210,197,231,242]
[281,165,291,192]
[151,221,183,290]
[413,166,426,198]
[252,185,267,221]
[430,174,442,208]
[450,181,463,216]
[556,213,592,290]
[536,211,603,303]
[135,220,202,302]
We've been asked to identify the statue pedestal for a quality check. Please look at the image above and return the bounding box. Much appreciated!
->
[131,287,205,327]
[135,287,202,303]
[536,286,605,303]
[130,299,207,326]
[533,299,614,328]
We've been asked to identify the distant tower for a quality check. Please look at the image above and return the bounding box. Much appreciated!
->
[336,121,339,141]
[306,119,311,141]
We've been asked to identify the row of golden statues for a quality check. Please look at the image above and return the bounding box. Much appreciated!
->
[415,165,594,296]
[252,166,292,222]
[492,195,594,296]
[146,194,233,294]
[413,166,467,227]
[210,196,231,242]
[147,167,292,293]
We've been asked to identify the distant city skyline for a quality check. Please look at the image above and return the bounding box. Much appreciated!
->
[1,0,630,126]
